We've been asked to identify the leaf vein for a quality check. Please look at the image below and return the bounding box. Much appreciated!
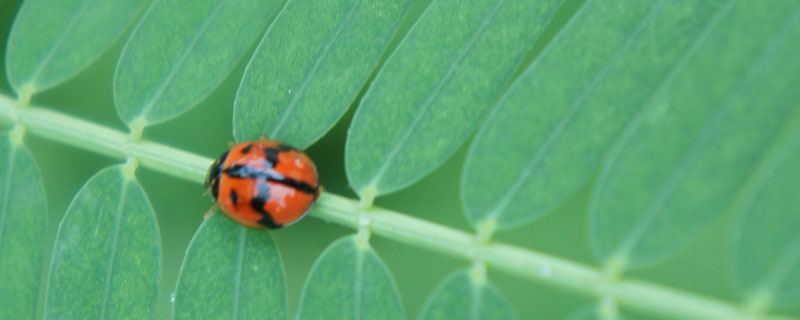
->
[484,0,669,221]
[269,0,364,139]
[136,0,230,121]
[0,143,18,253]
[354,245,365,320]
[364,0,507,191]
[24,0,92,90]
[613,0,794,258]
[98,177,131,319]
[231,227,246,320]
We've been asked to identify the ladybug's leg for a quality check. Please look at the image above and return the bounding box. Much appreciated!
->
[203,204,218,220]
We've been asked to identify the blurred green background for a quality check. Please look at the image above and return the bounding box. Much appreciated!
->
[1,0,798,319]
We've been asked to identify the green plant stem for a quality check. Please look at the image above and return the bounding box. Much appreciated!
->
[0,94,793,320]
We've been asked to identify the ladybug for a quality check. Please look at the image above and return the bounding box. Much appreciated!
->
[205,140,319,229]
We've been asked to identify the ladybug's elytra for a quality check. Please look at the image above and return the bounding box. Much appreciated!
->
[205,140,319,229]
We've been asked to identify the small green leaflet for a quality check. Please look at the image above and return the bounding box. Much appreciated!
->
[462,0,740,230]
[345,0,564,197]
[5,0,145,95]
[418,268,516,320]
[589,0,800,270]
[173,212,286,320]
[0,133,46,319]
[297,235,403,320]
[45,165,160,319]
[732,119,800,308]
[114,0,281,127]
[233,0,413,148]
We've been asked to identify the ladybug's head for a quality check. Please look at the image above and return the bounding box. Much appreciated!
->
[206,150,228,200]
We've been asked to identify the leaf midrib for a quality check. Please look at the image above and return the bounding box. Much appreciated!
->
[611,0,793,259]
[735,110,800,296]
[482,0,669,222]
[134,0,230,122]
[353,244,365,320]
[21,0,92,90]
[363,0,508,192]
[268,0,364,140]
[231,226,247,320]
[98,176,130,319]
[590,0,737,259]
[0,143,18,253]
[469,278,482,320]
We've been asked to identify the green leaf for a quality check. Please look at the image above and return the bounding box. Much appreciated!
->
[418,269,516,320]
[297,235,403,320]
[233,0,413,148]
[462,0,749,230]
[5,0,146,96]
[732,118,800,308]
[589,1,800,270]
[0,133,46,319]
[114,0,281,127]
[173,212,286,320]
[45,165,160,319]
[345,0,564,196]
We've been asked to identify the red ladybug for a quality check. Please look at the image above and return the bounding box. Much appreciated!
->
[205,140,319,229]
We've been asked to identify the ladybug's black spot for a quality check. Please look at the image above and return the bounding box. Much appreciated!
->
[256,205,280,229]
[263,144,294,168]
[263,148,279,167]
[229,189,239,205]
[251,180,280,229]
[224,164,262,178]
[240,143,253,154]
[269,175,317,195]
[224,164,317,195]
